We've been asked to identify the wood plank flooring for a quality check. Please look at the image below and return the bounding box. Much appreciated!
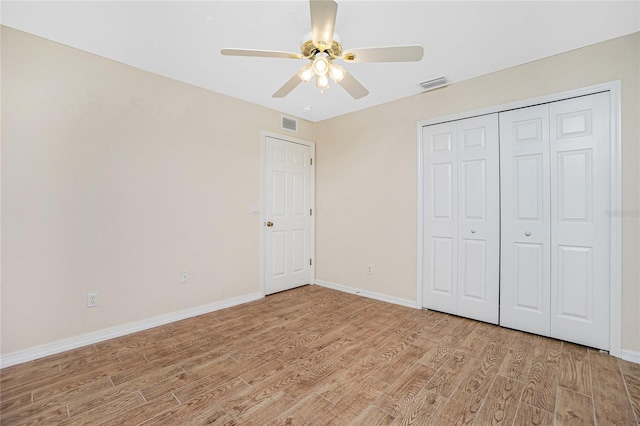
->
[1,285,638,425]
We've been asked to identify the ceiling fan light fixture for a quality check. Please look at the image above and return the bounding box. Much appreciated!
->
[298,63,314,82]
[312,56,329,76]
[225,1,423,100]
[328,62,346,83]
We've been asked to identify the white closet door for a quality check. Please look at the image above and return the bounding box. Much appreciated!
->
[500,105,552,336]
[423,121,458,314]
[456,115,500,324]
[423,115,499,323]
[549,92,610,350]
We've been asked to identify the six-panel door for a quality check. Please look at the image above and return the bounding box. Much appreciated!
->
[265,137,312,295]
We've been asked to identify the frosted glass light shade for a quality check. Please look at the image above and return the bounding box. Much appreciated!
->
[316,73,329,89]
[329,63,346,83]
[297,63,314,82]
[312,56,329,76]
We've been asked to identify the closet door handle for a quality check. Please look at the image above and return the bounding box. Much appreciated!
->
[470,228,477,234]
[524,231,532,236]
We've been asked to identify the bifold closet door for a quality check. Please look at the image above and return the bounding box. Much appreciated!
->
[549,93,610,350]
[457,116,500,323]
[499,105,552,336]
[423,120,458,315]
[423,115,499,324]
[500,92,611,350]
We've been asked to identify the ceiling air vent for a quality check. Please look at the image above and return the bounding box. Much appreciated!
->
[281,116,298,133]
[419,76,449,92]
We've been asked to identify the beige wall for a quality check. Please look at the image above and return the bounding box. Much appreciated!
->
[315,32,640,352]
[0,27,315,354]
[2,25,639,357]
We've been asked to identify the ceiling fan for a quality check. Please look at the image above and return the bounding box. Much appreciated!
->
[221,0,424,99]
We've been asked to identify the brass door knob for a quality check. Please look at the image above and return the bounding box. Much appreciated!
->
[266,221,274,227]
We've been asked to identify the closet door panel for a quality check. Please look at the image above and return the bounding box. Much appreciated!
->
[500,105,551,336]
[423,122,458,314]
[513,242,545,312]
[514,154,544,221]
[460,239,487,298]
[457,115,500,324]
[550,92,610,350]
[432,237,455,295]
[556,245,593,319]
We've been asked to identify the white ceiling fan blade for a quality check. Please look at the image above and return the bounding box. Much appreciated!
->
[272,74,303,98]
[221,49,303,60]
[338,73,369,99]
[342,46,424,63]
[310,0,337,52]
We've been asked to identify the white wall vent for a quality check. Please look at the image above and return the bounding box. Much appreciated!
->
[281,116,298,133]
[419,76,449,91]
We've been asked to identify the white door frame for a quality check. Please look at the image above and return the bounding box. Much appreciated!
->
[260,131,315,296]
[417,81,622,358]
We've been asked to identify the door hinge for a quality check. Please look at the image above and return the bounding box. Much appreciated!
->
[310,158,313,166]
[310,208,313,216]
[309,259,312,266]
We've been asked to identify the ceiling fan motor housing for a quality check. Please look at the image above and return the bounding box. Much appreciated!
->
[300,32,343,59]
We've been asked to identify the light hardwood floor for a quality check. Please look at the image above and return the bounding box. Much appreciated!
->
[1,285,639,425]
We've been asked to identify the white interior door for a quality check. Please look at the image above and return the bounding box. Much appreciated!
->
[422,115,499,323]
[456,115,500,324]
[264,136,313,295]
[500,104,552,336]
[422,121,458,314]
[549,92,610,350]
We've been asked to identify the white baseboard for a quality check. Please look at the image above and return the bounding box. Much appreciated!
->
[314,279,418,309]
[0,292,263,369]
[620,349,640,364]
[5,285,634,367]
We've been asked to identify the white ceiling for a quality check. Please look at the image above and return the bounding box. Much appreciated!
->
[2,1,639,122]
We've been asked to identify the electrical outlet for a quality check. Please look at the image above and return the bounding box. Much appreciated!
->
[181,270,189,283]
[367,264,373,275]
[87,292,98,308]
